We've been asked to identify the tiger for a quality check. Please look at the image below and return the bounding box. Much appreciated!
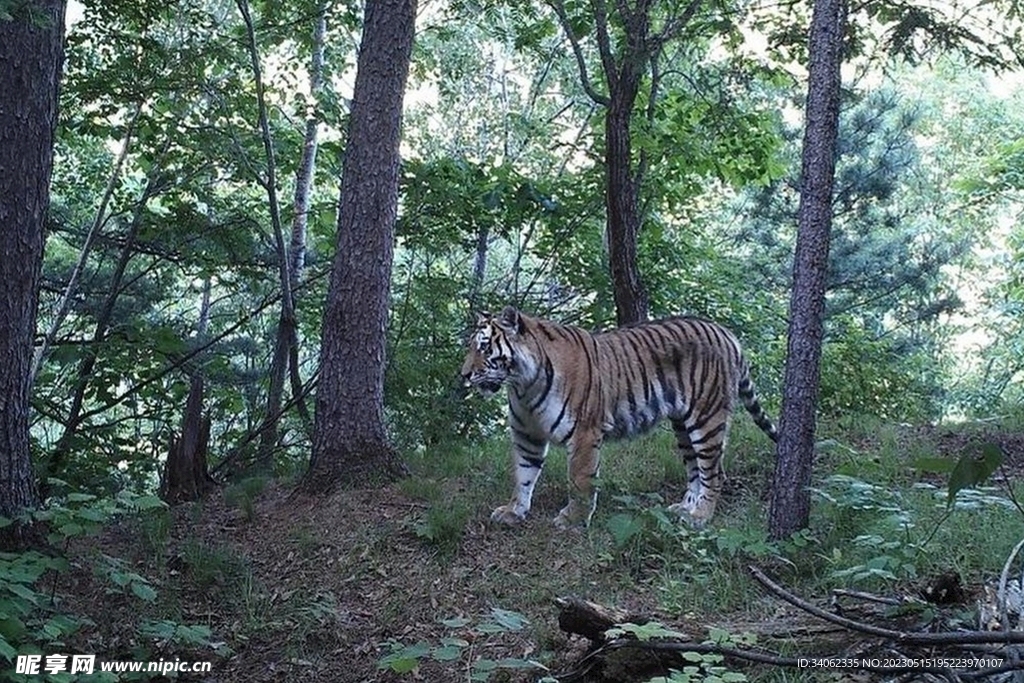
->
[460,306,778,529]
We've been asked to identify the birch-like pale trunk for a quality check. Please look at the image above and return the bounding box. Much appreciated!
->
[30,104,142,387]
[254,6,327,468]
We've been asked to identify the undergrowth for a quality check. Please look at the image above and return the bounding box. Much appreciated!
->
[5,416,1023,682]
[0,485,229,681]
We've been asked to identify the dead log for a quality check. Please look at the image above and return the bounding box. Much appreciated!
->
[555,596,640,642]
[551,572,1024,683]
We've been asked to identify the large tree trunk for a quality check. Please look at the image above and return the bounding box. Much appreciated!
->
[605,82,649,326]
[301,0,416,493]
[0,0,67,549]
[769,0,846,540]
[160,280,214,504]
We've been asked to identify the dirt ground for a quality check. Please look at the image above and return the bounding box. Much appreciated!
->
[63,480,639,682]
[58,423,1024,682]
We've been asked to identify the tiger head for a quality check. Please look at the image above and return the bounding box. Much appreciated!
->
[461,307,528,397]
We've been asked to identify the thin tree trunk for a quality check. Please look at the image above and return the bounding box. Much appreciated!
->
[301,0,416,494]
[0,0,67,549]
[235,0,294,470]
[30,103,142,387]
[45,169,165,482]
[286,6,326,294]
[255,6,326,468]
[468,223,490,314]
[605,85,649,325]
[550,0,660,325]
[769,0,846,540]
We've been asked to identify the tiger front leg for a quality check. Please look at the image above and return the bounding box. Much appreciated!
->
[553,433,601,530]
[490,431,548,525]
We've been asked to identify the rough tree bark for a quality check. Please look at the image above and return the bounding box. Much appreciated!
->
[550,0,702,325]
[769,0,846,540]
[604,53,650,326]
[301,0,416,493]
[160,279,214,504]
[0,0,67,549]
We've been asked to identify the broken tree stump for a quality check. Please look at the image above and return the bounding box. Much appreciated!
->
[553,596,689,682]
[555,596,640,642]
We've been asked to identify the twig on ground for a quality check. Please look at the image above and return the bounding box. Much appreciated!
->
[749,565,1024,646]
[831,587,908,606]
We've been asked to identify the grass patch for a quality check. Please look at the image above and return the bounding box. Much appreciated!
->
[413,498,472,558]
[181,540,250,595]
[55,415,1024,682]
[224,475,270,521]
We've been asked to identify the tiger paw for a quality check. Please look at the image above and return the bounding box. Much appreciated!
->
[553,505,591,530]
[668,502,711,529]
[490,505,526,525]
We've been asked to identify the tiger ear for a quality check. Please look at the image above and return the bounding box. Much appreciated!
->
[498,306,523,335]
[475,312,489,326]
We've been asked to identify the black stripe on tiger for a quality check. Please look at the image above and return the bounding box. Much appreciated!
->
[460,307,778,529]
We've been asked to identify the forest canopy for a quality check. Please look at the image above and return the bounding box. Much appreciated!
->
[22,0,1021,494]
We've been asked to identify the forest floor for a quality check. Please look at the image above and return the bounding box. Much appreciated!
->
[58,422,1024,682]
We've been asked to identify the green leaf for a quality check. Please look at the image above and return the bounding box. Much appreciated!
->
[472,658,498,672]
[0,616,27,642]
[606,512,644,548]
[0,635,16,662]
[706,627,732,645]
[66,493,97,503]
[607,621,687,642]
[377,641,430,673]
[132,495,167,511]
[57,522,84,537]
[912,456,956,474]
[488,608,528,631]
[440,636,470,648]
[475,608,529,634]
[108,571,130,588]
[5,583,39,604]
[130,581,157,602]
[431,645,463,661]
[382,655,420,674]
[40,620,66,640]
[947,443,1003,508]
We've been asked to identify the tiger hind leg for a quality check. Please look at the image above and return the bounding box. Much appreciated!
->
[670,420,700,502]
[553,431,601,529]
[667,417,729,528]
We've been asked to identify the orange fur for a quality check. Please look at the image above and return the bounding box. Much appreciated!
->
[462,307,777,528]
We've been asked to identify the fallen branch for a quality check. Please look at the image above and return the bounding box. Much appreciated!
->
[553,569,1024,683]
[748,565,1024,647]
[554,628,1020,683]
[831,587,907,607]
